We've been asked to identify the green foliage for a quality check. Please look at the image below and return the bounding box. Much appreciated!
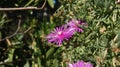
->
[48,0,55,8]
[0,0,120,67]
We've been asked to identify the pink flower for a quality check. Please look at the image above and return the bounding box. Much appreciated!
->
[46,25,75,46]
[69,60,93,67]
[67,19,87,33]
[46,19,87,46]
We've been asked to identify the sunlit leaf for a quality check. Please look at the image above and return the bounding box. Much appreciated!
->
[48,0,55,8]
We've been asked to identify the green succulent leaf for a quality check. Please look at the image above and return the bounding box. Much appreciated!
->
[48,0,55,8]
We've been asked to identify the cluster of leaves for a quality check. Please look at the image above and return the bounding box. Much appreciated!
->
[56,0,120,67]
[0,0,120,67]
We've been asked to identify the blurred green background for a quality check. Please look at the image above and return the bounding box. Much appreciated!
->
[0,0,120,67]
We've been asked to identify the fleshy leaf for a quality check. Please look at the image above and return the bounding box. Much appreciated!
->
[48,0,55,8]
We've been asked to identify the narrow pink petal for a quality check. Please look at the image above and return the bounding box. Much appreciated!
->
[68,63,74,67]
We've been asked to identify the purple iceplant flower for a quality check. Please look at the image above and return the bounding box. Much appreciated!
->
[46,19,87,46]
[46,25,75,46]
[68,60,93,67]
[67,19,87,33]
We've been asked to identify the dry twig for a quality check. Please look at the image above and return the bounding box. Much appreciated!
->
[0,0,46,11]
[0,20,21,41]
